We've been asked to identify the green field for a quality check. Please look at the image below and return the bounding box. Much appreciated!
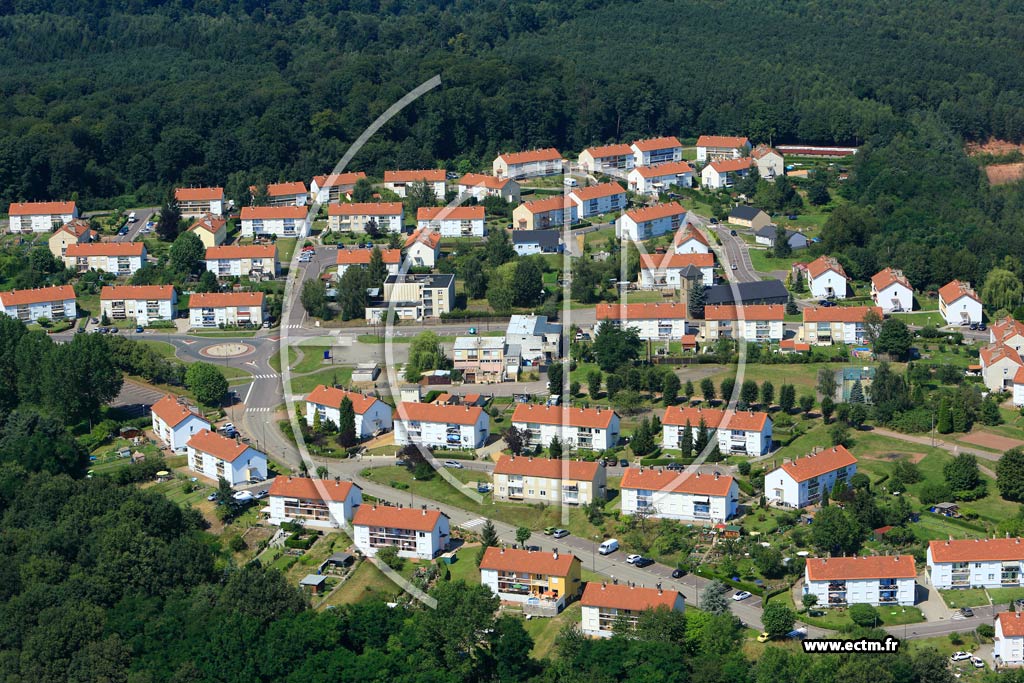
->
[286,366,354,394]
[137,340,179,359]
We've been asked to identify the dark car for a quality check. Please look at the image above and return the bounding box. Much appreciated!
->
[619,459,629,467]
[671,568,686,578]
[979,323,987,331]
[666,462,685,471]
[960,607,974,618]
[633,557,655,568]
[787,214,798,220]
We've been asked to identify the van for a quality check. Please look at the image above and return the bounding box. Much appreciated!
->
[563,177,578,187]
[128,212,137,222]
[598,539,619,555]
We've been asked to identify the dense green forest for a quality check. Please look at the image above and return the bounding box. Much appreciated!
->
[0,0,1023,207]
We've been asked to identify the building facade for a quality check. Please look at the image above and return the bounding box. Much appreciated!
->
[174,188,224,218]
[0,285,77,324]
[8,201,78,233]
[239,206,311,238]
[304,385,393,438]
[416,205,486,238]
[700,304,786,343]
[393,402,490,449]
[480,547,582,610]
[765,446,858,508]
[493,148,562,179]
[620,468,739,522]
[205,244,280,279]
[662,405,773,456]
[186,429,268,486]
[150,394,210,453]
[267,477,363,529]
[383,169,446,198]
[64,242,146,276]
[100,285,177,325]
[491,455,607,505]
[594,303,689,341]
[927,537,1024,590]
[616,202,687,240]
[352,505,450,560]
[511,404,620,452]
[188,292,265,328]
[569,182,627,218]
[581,583,685,638]
[804,556,917,607]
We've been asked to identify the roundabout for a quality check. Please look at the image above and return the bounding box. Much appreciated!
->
[198,342,254,359]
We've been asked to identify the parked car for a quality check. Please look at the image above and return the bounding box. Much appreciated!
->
[625,554,642,564]
[443,460,464,469]
[730,229,737,236]
[971,657,984,669]
[552,529,569,539]
[979,323,987,331]
[232,490,254,502]
[619,459,629,467]
[598,539,619,555]
[731,263,737,270]
[960,607,974,617]
[950,652,971,662]
[671,568,686,578]
[255,490,268,499]
[732,591,752,601]
[757,632,771,643]
[543,526,556,535]
[633,557,654,568]
[207,493,218,502]
[136,326,144,333]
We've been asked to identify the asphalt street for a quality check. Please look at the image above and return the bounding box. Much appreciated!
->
[114,207,157,243]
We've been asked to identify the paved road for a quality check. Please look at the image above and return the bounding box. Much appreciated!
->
[114,207,157,243]
[713,225,760,283]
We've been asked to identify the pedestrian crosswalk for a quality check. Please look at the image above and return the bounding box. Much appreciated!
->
[461,517,487,530]
[251,374,279,380]
[281,324,303,329]
[246,406,276,413]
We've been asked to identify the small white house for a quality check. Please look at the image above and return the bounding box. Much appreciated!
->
[580,582,684,638]
[335,248,401,279]
[631,136,683,167]
[927,537,1024,589]
[267,477,363,528]
[804,555,917,607]
[416,205,485,238]
[150,394,210,453]
[995,612,1024,665]
[701,158,753,189]
[8,201,78,233]
[594,303,689,341]
[304,385,392,438]
[673,225,711,254]
[510,404,620,452]
[403,227,442,268]
[189,292,265,328]
[620,468,738,522]
[695,135,750,162]
[393,402,489,450]
[493,148,562,179]
[383,169,446,198]
[569,182,627,218]
[871,268,914,313]
[750,144,785,180]
[616,202,687,241]
[456,173,521,203]
[980,344,1023,393]
[661,405,773,456]
[765,446,858,508]
[186,428,268,486]
[328,202,404,233]
[638,252,714,288]
[700,304,786,343]
[174,187,224,218]
[0,285,77,324]
[352,504,450,560]
[627,161,695,195]
[239,206,310,238]
[310,172,366,203]
[939,280,983,325]
[100,285,177,325]
[806,255,850,299]
[64,242,146,276]
[577,144,635,174]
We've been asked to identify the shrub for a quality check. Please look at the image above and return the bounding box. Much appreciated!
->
[848,603,880,628]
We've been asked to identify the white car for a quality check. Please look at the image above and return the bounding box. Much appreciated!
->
[950,651,971,662]
[232,490,254,502]
[971,657,984,669]
[732,591,752,601]
[625,554,642,564]
[443,460,464,469]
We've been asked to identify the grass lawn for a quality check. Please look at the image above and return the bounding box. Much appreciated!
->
[986,587,1024,604]
[216,365,253,381]
[276,238,298,263]
[770,592,924,630]
[583,227,615,247]
[137,340,178,359]
[891,310,947,328]
[190,329,259,338]
[939,588,990,609]
[748,247,801,275]
[270,346,298,373]
[287,366,354,393]
[292,346,333,373]
[444,552,481,584]
[523,602,582,659]
[323,560,402,607]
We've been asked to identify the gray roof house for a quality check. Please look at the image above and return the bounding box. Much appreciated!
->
[506,314,562,365]
[512,229,563,255]
[704,279,789,306]
[728,205,771,229]
[754,225,809,250]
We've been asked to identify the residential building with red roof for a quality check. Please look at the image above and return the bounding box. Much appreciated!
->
[492,455,607,505]
[456,173,520,203]
[259,181,308,207]
[616,201,687,241]
[939,279,983,325]
[627,161,695,195]
[779,338,811,353]
[267,476,363,528]
[673,223,711,255]
[187,213,228,248]
[205,243,279,279]
[404,227,442,268]
[393,401,489,450]
[870,267,913,313]
[980,343,1024,393]
[595,302,689,341]
[310,172,367,202]
[750,144,785,180]
[801,305,882,345]
[304,385,392,438]
[327,201,404,234]
[927,537,1024,590]
[990,316,1024,351]
[662,405,773,456]
[512,196,577,231]
[174,187,224,218]
[695,135,751,162]
[0,285,76,323]
[631,136,684,167]
[804,555,917,607]
[510,404,621,452]
[417,205,486,238]
[64,241,146,276]
[996,611,1024,663]
[383,169,447,198]
[569,182,627,218]
[352,504,451,559]
[620,467,739,521]
[335,247,401,279]
[48,219,95,258]
[700,158,754,189]
[100,285,177,326]
[492,148,562,179]
[699,303,786,343]
[8,200,79,233]
[480,547,583,609]
[239,205,310,238]
[581,582,685,637]
[638,252,715,289]
[766,446,858,507]
[150,394,210,453]
[188,291,265,329]
[805,255,850,300]
[186,428,267,486]
[577,143,635,174]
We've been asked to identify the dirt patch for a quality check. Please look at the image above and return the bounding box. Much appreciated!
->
[961,431,1024,451]
[966,138,1024,156]
[860,451,926,464]
[984,163,1024,186]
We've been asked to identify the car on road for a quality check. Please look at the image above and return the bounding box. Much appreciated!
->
[709,217,719,224]
[91,317,99,324]
[619,459,629,467]
[960,607,974,617]
[552,528,569,538]
[255,490,268,499]
[443,460,464,469]
[136,326,144,333]
[633,557,654,568]
[950,652,971,662]
[625,554,642,564]
[109,327,119,333]
[543,527,556,535]
[129,212,137,222]
[971,657,984,669]
[732,591,752,601]
[731,263,737,270]
[730,229,737,236]
[671,568,686,578]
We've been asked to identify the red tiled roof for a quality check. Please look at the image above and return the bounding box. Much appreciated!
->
[305,385,382,414]
[100,285,175,301]
[992,316,1024,343]
[55,219,92,237]
[938,279,980,305]
[674,224,710,247]
[708,158,754,173]
[775,446,857,483]
[596,302,688,320]
[312,172,366,189]
[750,144,781,160]
[9,200,76,215]
[632,136,683,152]
[175,187,223,201]
[802,305,881,323]
[805,555,916,581]
[394,401,483,426]
[511,404,617,429]
[205,244,276,260]
[480,546,579,576]
[570,182,626,201]
[929,537,1024,564]
[328,202,403,216]
[623,202,686,223]
[871,267,911,292]
[998,612,1024,637]
[268,476,357,502]
[0,285,76,306]
[498,148,561,165]
[65,242,144,257]
[703,303,785,321]
[581,582,682,611]
[696,135,749,149]
[404,227,442,250]
[980,343,1023,368]
[806,255,848,280]
[639,252,714,270]
[188,292,264,308]
[621,467,735,497]
[266,181,307,196]
[417,206,485,221]
[519,195,574,214]
[239,206,307,220]
[186,428,252,463]
[385,169,446,183]
[780,339,810,351]
[493,455,601,481]
[681,334,698,347]
[353,504,444,532]
[188,214,227,234]
[582,143,633,158]
[336,247,401,265]
[150,395,207,429]
[662,405,770,431]
[458,173,512,190]
[632,161,695,179]
[1014,366,1024,384]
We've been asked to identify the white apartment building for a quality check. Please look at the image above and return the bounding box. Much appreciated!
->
[620,468,739,522]
[100,285,177,325]
[871,267,914,313]
[327,202,404,233]
[64,241,146,276]
[662,405,773,456]
[695,135,751,162]
[393,402,489,450]
[581,583,684,638]
[569,182,627,218]
[939,279,983,325]
[8,201,78,233]
[491,455,607,505]
[353,504,450,560]
[267,477,363,529]
[310,172,366,203]
[188,291,265,328]
[239,206,310,238]
[700,304,786,343]
[750,144,785,179]
[205,244,279,279]
[765,446,858,508]
[627,161,695,195]
[0,285,76,324]
[456,173,520,202]
[638,252,714,288]
[594,303,689,341]
[304,385,393,438]
[416,205,486,238]
[263,181,308,206]
[510,404,620,452]
[150,394,210,453]
[186,428,267,486]
[616,202,687,241]
[801,306,882,346]
[995,612,1024,665]
[806,256,850,299]
[384,169,447,198]
[493,148,562,179]
[927,537,1024,590]
[804,555,917,607]
[174,187,224,218]
[631,136,684,166]
[577,144,635,175]
[701,158,754,189]
[365,273,455,323]
[335,247,401,279]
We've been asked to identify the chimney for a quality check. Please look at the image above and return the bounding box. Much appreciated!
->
[422,508,426,516]
[553,549,558,560]
[714,472,719,480]
[601,581,606,589]
[500,547,504,555]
